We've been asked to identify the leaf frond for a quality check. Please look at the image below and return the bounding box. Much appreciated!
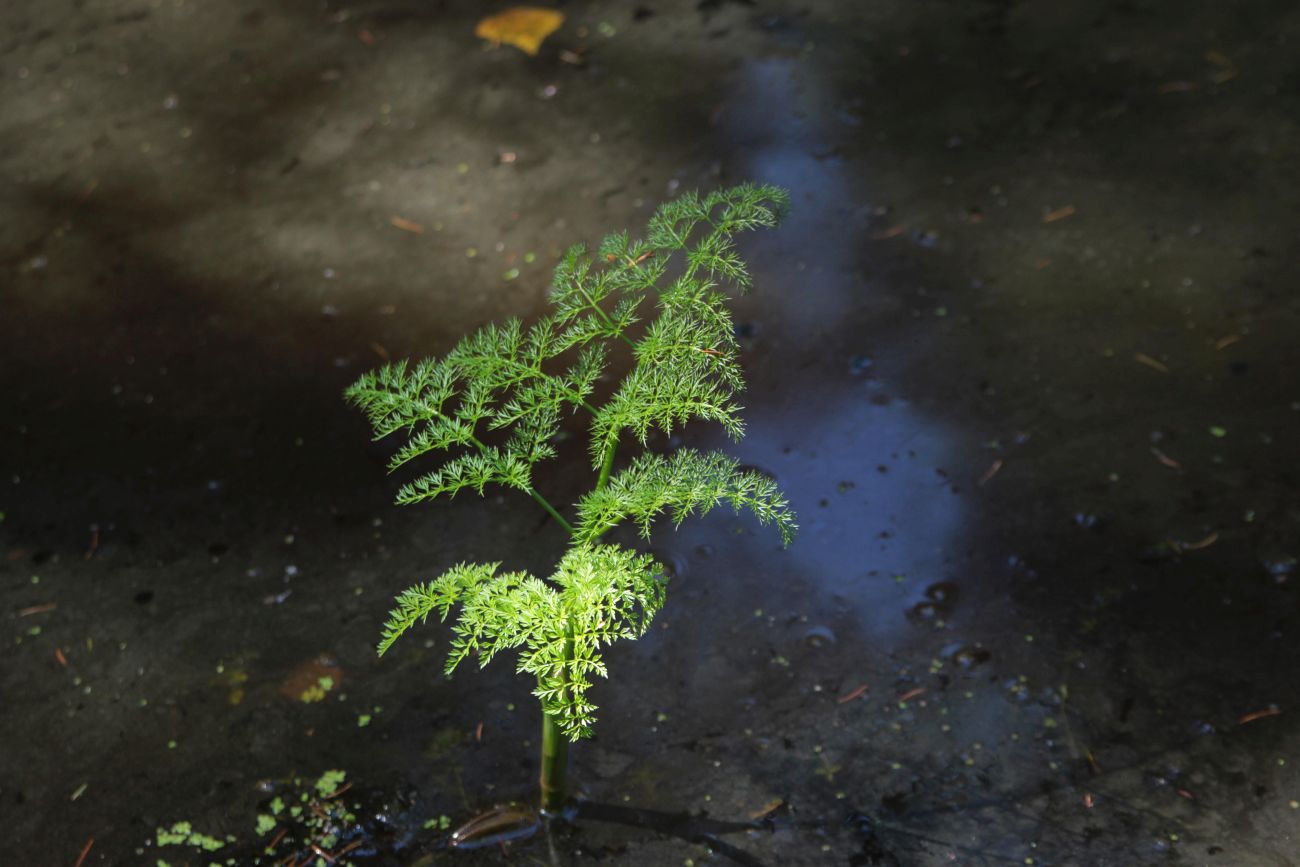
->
[574,449,798,546]
[395,447,532,503]
[377,562,502,656]
[359,184,797,743]
[519,544,667,739]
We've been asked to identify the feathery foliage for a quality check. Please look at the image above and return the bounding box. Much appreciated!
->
[574,450,796,546]
[347,183,795,747]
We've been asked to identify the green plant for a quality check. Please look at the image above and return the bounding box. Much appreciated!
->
[346,184,796,813]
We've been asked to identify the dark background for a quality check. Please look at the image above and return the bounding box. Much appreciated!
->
[3,0,1299,863]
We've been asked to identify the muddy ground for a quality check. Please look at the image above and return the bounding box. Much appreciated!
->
[3,0,1300,864]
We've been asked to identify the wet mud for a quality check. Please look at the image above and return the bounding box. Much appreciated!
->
[3,0,1300,864]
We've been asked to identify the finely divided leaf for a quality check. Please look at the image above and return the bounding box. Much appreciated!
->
[521,544,667,739]
[359,184,798,743]
[574,449,798,546]
[395,447,532,503]
[377,562,503,656]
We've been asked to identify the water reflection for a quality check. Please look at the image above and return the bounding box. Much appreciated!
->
[722,57,862,337]
[711,56,966,649]
[736,391,964,650]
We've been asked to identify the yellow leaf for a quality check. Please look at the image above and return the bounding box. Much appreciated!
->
[475,7,564,56]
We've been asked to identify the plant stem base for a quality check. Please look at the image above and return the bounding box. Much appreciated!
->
[539,711,570,815]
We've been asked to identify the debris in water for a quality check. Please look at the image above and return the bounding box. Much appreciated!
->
[849,354,873,374]
[279,655,343,703]
[1151,447,1182,470]
[838,683,869,704]
[1204,49,1239,83]
[803,625,836,648]
[946,644,991,669]
[1238,706,1281,725]
[73,838,94,867]
[925,581,957,603]
[909,600,940,620]
[1179,531,1219,551]
[84,524,99,560]
[475,7,565,56]
[1134,353,1169,373]
[978,459,1003,485]
[449,803,541,849]
[390,216,425,234]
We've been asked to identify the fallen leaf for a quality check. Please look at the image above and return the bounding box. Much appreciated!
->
[1042,205,1076,223]
[475,7,564,56]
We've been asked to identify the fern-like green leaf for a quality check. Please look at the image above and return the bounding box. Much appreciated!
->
[357,184,798,745]
[376,562,503,656]
[520,544,666,739]
[574,449,797,546]
[395,447,532,503]
[591,358,745,463]
[380,545,667,741]
[446,571,558,673]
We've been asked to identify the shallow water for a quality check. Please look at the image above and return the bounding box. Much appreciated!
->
[3,0,1300,865]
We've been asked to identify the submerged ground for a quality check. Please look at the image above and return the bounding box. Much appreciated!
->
[3,0,1300,864]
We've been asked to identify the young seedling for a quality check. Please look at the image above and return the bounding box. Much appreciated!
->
[346,184,797,815]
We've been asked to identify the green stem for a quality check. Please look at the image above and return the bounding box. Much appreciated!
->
[462,428,573,534]
[539,621,577,816]
[527,487,575,536]
[574,282,637,349]
[539,706,570,815]
[595,431,619,492]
